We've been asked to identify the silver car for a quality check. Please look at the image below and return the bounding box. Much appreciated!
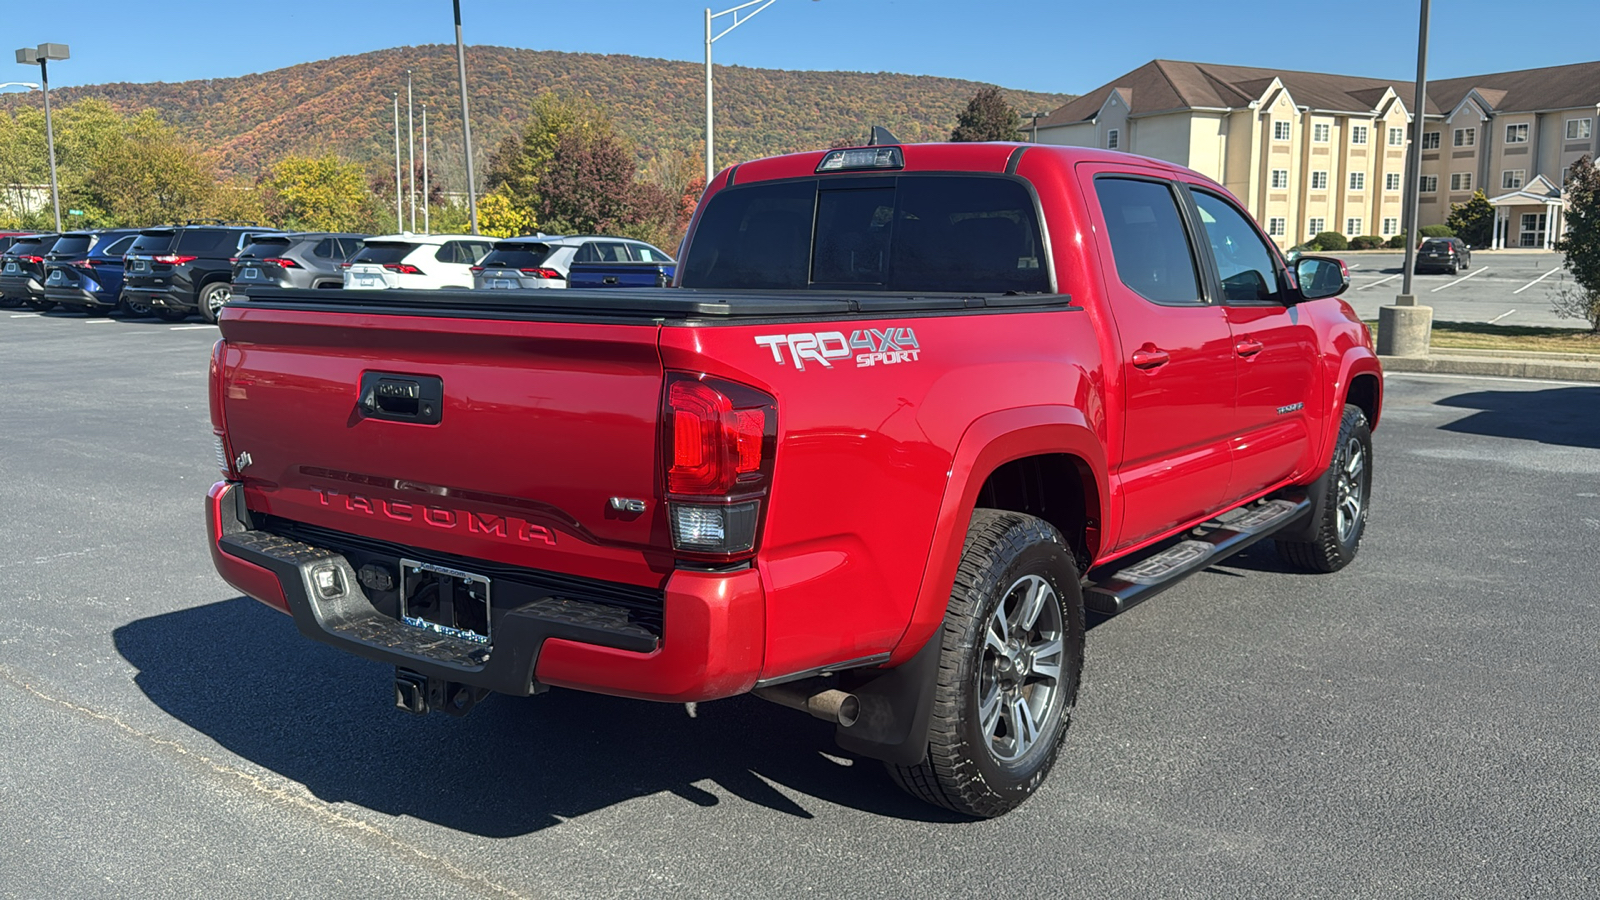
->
[471,235,674,290]
[233,233,368,292]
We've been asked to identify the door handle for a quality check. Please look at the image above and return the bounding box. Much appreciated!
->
[1235,338,1264,358]
[1131,347,1170,370]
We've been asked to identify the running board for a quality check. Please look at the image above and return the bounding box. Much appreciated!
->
[1084,496,1310,616]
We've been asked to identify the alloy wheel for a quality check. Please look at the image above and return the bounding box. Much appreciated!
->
[978,574,1066,763]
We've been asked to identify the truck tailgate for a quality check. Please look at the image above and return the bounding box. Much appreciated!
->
[217,306,672,588]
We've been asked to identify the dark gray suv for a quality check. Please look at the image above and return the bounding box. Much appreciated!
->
[233,233,367,292]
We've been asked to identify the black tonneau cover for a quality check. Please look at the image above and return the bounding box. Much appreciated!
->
[238,287,1077,322]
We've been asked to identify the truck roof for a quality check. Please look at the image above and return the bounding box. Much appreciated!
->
[719,142,1208,188]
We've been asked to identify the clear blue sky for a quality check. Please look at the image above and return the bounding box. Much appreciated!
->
[3,0,1596,95]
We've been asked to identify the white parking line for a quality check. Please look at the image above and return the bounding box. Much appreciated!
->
[1347,263,1362,270]
[1512,267,1561,295]
[9,313,33,318]
[1487,309,1517,324]
[1357,273,1402,291]
[1430,267,1488,292]
[168,325,216,331]
[82,318,116,324]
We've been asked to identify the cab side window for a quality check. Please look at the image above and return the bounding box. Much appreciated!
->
[1191,191,1283,304]
[1093,177,1203,305]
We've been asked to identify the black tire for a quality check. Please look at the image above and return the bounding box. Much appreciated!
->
[198,282,232,324]
[120,295,154,318]
[1277,404,1373,572]
[887,509,1085,818]
[24,298,54,312]
[154,308,189,323]
[0,294,19,308]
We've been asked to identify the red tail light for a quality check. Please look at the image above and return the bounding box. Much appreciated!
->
[263,257,299,268]
[210,339,236,480]
[338,262,351,269]
[19,255,43,264]
[154,254,197,264]
[663,374,776,559]
[520,267,565,279]
[470,266,484,274]
[228,257,239,264]
[382,263,423,275]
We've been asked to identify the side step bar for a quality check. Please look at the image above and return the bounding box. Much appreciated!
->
[1084,496,1310,616]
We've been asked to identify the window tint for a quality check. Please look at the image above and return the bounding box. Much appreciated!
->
[481,244,554,269]
[312,238,335,258]
[129,232,175,255]
[177,229,231,255]
[239,236,291,259]
[629,243,672,262]
[48,235,93,257]
[681,175,1049,293]
[1092,177,1201,305]
[100,235,137,257]
[1192,191,1282,305]
[336,238,364,258]
[351,242,417,264]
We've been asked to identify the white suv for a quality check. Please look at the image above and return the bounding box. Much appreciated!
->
[343,234,495,290]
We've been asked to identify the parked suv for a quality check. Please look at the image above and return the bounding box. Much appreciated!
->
[343,234,493,290]
[471,235,674,290]
[233,232,367,293]
[122,223,283,323]
[0,233,61,311]
[43,229,142,316]
[1415,236,1471,274]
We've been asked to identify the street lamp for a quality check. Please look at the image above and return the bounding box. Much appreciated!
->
[14,43,68,232]
[452,0,479,235]
[1022,110,1049,143]
[705,1,811,185]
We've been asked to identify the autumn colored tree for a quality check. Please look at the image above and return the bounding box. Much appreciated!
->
[477,190,538,239]
[1446,190,1495,249]
[949,87,1022,142]
[260,154,376,232]
[78,111,218,226]
[1553,155,1600,331]
[538,125,646,235]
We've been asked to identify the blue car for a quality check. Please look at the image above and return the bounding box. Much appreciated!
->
[42,229,143,316]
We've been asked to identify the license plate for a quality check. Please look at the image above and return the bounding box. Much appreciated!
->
[399,559,491,644]
[490,278,516,290]
[357,275,378,288]
[243,267,259,280]
[47,270,62,283]
[132,260,147,272]
[3,262,15,273]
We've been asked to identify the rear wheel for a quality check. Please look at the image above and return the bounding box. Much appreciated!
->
[120,295,154,318]
[24,298,54,312]
[0,294,18,309]
[1277,404,1373,572]
[887,509,1085,818]
[199,282,232,324]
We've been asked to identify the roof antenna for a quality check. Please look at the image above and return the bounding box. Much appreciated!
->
[868,125,901,146]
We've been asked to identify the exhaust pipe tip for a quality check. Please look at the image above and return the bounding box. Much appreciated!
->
[754,684,860,727]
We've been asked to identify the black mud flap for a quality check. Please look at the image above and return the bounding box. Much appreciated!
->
[831,635,943,766]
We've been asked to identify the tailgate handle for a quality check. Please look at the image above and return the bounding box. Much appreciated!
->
[359,373,444,425]
[602,276,619,285]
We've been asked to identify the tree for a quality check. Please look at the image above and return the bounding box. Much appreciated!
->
[78,111,218,226]
[1446,190,1494,248]
[1553,155,1600,331]
[477,190,537,238]
[949,87,1021,142]
[538,125,645,235]
[260,154,375,232]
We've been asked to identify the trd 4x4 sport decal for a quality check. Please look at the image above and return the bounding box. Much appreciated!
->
[754,328,921,371]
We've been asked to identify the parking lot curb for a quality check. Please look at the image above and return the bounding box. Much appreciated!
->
[1380,353,1600,382]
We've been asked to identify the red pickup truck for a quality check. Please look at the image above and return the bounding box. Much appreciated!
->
[206,142,1381,817]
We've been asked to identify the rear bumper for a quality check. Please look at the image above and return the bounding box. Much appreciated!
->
[46,284,115,309]
[123,285,196,310]
[206,482,766,702]
[0,275,43,300]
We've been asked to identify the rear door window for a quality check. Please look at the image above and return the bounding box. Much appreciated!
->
[629,243,673,263]
[1091,177,1203,305]
[177,229,230,255]
[680,175,1050,293]
[1190,190,1282,304]
[100,235,137,257]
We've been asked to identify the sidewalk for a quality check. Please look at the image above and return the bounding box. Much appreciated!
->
[1380,347,1600,382]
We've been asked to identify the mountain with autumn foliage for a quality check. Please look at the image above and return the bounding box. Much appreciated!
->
[0,46,1071,191]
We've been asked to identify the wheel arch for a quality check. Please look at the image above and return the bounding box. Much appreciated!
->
[888,406,1108,666]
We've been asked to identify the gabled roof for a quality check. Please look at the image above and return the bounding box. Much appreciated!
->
[1039,58,1600,129]
[1489,174,1564,205]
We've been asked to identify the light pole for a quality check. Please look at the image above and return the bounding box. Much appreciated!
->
[407,70,416,234]
[1022,110,1049,143]
[14,43,68,232]
[422,103,430,234]
[452,0,479,234]
[393,93,403,232]
[1376,0,1433,358]
[705,1,804,185]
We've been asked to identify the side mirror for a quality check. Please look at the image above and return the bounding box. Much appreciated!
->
[1293,255,1349,301]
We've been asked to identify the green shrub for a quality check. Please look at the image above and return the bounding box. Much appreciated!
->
[1313,231,1349,251]
[1289,242,1320,254]
[1349,235,1385,250]
[1385,232,1408,249]
[1420,224,1455,238]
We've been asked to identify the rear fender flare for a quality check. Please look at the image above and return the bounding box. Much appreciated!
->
[888,406,1108,666]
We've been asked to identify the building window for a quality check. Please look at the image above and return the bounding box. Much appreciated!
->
[1351,125,1369,145]
[1502,169,1525,190]
[1385,172,1401,191]
[1268,217,1286,237]
[1346,218,1362,236]
[1307,217,1326,235]
[1388,127,1406,146]
[1382,217,1399,236]
[1273,121,1291,141]
[1569,118,1593,141]
[1422,131,1440,150]
[1453,127,1476,147]
[1311,171,1328,190]
[1270,169,1289,189]
[1450,172,1473,192]
[1313,123,1330,143]
[1505,123,1529,144]
[1106,129,1120,150]
[1420,174,1438,193]
[1349,172,1366,191]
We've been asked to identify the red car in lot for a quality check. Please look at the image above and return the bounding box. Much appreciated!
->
[206,142,1380,816]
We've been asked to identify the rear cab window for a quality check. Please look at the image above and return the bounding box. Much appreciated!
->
[681,174,1050,293]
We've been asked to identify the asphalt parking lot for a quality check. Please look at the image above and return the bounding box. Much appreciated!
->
[3,309,1599,898]
[1338,250,1580,328]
